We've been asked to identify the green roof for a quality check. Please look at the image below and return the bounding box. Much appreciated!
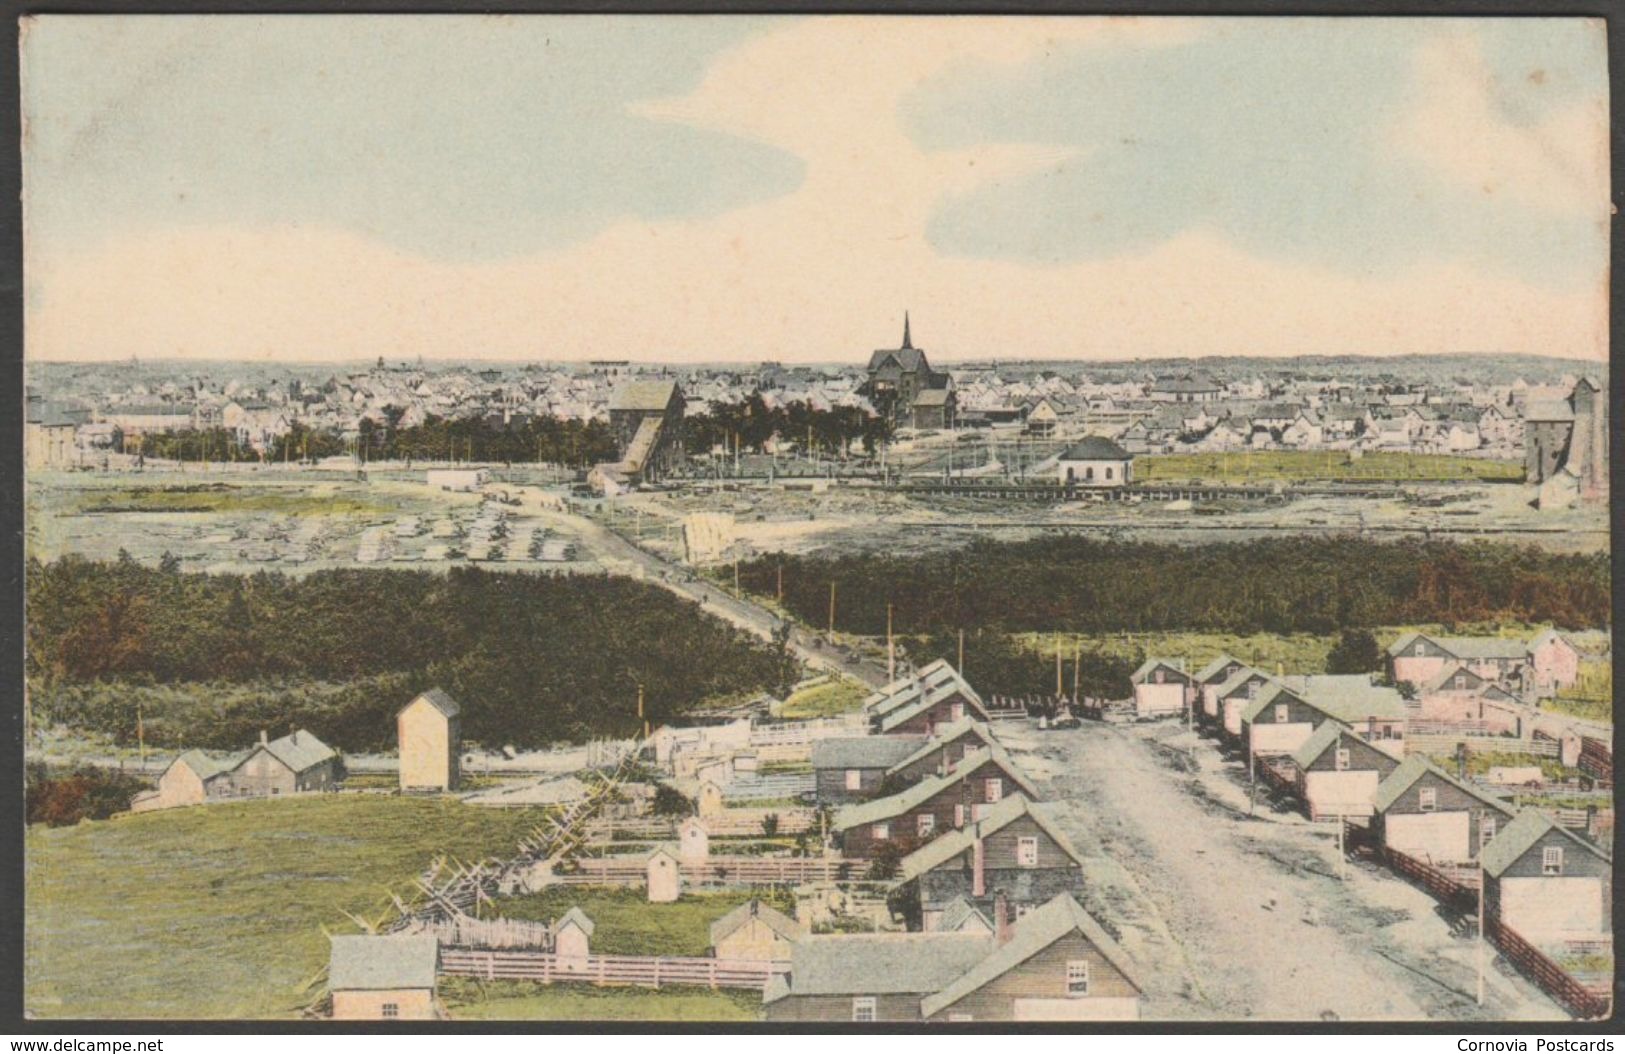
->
[1289,721,1352,770]
[1215,666,1271,701]
[769,932,992,1000]
[260,729,337,774]
[919,894,1141,1018]
[1240,682,1304,725]
[1194,654,1243,684]
[328,935,439,992]
[877,679,990,733]
[866,659,985,720]
[884,720,996,778]
[1387,631,1526,661]
[401,687,461,718]
[1371,755,1516,817]
[810,736,926,771]
[169,749,236,783]
[1131,658,1190,685]
[1479,810,1611,878]
[895,795,1083,883]
[1285,675,1408,723]
[832,746,1037,832]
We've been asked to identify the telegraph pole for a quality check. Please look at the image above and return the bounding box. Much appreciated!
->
[887,603,895,683]
[1054,633,1063,697]
[1477,857,1486,1006]
[828,581,836,635]
[958,629,965,676]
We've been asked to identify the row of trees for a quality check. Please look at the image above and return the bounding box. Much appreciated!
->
[736,537,1610,638]
[684,395,893,459]
[26,558,787,751]
[353,410,620,466]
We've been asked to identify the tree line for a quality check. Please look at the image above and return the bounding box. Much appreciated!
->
[736,537,1610,638]
[684,395,893,459]
[26,558,789,752]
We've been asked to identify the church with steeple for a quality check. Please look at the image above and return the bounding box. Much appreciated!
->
[861,313,955,430]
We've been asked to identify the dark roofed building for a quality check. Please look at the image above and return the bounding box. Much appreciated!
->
[863,314,952,428]
[606,379,685,483]
[1056,436,1133,488]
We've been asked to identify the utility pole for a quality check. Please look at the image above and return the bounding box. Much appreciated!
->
[958,628,965,676]
[887,603,895,683]
[1055,633,1063,697]
[1337,812,1346,881]
[828,581,836,636]
[1477,857,1486,1006]
[777,563,783,603]
[734,559,740,594]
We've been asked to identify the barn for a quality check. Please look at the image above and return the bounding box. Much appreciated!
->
[229,729,340,797]
[1480,811,1612,943]
[131,750,236,813]
[890,795,1087,931]
[1370,756,1516,865]
[1129,659,1192,718]
[1290,722,1403,821]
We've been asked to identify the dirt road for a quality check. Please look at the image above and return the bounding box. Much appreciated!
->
[1000,721,1564,1022]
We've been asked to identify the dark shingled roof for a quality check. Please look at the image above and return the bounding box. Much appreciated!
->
[1058,436,1131,461]
[810,736,926,771]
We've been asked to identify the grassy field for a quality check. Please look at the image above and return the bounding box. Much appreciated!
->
[441,979,761,1021]
[71,483,398,518]
[779,677,868,719]
[1547,660,1613,724]
[495,886,796,958]
[25,795,546,1019]
[1137,451,1524,485]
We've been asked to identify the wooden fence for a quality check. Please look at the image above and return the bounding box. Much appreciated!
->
[1405,733,1560,759]
[749,717,866,747]
[1487,915,1613,1020]
[1379,845,1479,911]
[439,948,786,991]
[406,912,555,951]
[553,854,857,887]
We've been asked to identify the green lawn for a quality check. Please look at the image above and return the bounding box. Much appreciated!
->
[495,886,796,958]
[1138,451,1524,485]
[25,795,546,1019]
[441,979,761,1021]
[1548,660,1613,724]
[780,677,868,719]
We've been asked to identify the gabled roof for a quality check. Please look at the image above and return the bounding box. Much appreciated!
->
[1241,681,1307,725]
[1528,628,1575,653]
[1421,663,1485,694]
[1524,399,1574,422]
[1479,810,1611,879]
[709,899,800,947]
[919,894,1142,1018]
[895,796,1083,883]
[810,736,926,771]
[1290,720,1353,771]
[832,747,1037,832]
[1214,666,1271,700]
[913,387,953,407]
[554,906,595,938]
[877,678,991,733]
[328,935,439,991]
[400,687,461,719]
[1390,630,1528,662]
[609,380,680,412]
[168,748,236,783]
[1194,654,1244,685]
[865,659,983,716]
[937,897,993,935]
[1282,675,1409,723]
[766,932,990,1001]
[1059,436,1132,461]
[884,720,997,777]
[867,348,930,374]
[1131,658,1191,685]
[258,729,337,774]
[1371,755,1516,817]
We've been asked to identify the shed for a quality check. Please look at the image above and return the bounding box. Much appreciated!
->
[709,899,801,962]
[1480,811,1611,942]
[397,688,462,793]
[647,846,682,903]
[328,935,440,1021]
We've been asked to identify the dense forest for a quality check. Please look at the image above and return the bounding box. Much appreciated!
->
[26,558,791,751]
[737,537,1610,637]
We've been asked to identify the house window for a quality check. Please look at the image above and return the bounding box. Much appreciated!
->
[1274,704,1289,724]
[1154,669,1165,684]
[872,822,889,841]
[1454,675,1468,690]
[1018,836,1039,868]
[845,769,862,791]
[951,703,964,722]
[381,1003,399,1019]
[918,813,935,838]
[1085,467,1095,481]
[1105,467,1114,480]
[1414,643,1425,656]
[1481,816,1497,849]
[1334,749,1350,772]
[1543,846,1564,876]
[1418,787,1437,812]
[852,997,876,1022]
[984,778,1003,803]
[1066,960,1090,997]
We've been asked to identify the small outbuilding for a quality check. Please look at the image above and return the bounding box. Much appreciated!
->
[328,934,440,1021]
[397,688,462,793]
[709,899,801,961]
[647,845,682,903]
[1056,436,1134,488]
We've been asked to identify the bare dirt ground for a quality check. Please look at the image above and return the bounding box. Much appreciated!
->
[996,719,1567,1022]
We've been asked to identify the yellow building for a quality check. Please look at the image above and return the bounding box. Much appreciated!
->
[130,750,234,813]
[328,935,440,1021]
[397,688,461,793]
[709,899,801,962]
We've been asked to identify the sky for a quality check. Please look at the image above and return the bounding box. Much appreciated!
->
[21,15,1611,364]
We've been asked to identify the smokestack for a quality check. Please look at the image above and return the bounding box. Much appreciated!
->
[259,729,268,747]
[972,834,986,897]
[994,893,1011,946]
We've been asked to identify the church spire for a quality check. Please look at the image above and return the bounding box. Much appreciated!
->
[901,311,913,350]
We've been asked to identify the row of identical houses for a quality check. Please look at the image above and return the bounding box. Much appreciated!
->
[773,660,1144,1021]
[1148,646,1611,950]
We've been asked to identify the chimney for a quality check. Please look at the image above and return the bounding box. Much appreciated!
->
[972,834,986,897]
[994,893,1011,946]
[259,729,268,747]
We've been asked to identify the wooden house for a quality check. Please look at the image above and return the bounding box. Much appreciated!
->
[1213,667,1275,741]
[1387,632,1526,689]
[1480,811,1611,943]
[1129,659,1192,718]
[397,688,461,793]
[833,746,1039,860]
[866,659,991,736]
[811,736,927,805]
[328,935,440,1021]
[229,729,340,797]
[130,750,235,813]
[1239,682,1321,760]
[884,720,999,785]
[647,845,682,902]
[890,795,1086,931]
[1370,756,1516,864]
[1525,629,1581,697]
[1242,675,1406,761]
[1416,665,1524,732]
[709,899,802,962]
[1290,722,1403,821]
[763,894,1141,1022]
[1193,655,1248,728]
